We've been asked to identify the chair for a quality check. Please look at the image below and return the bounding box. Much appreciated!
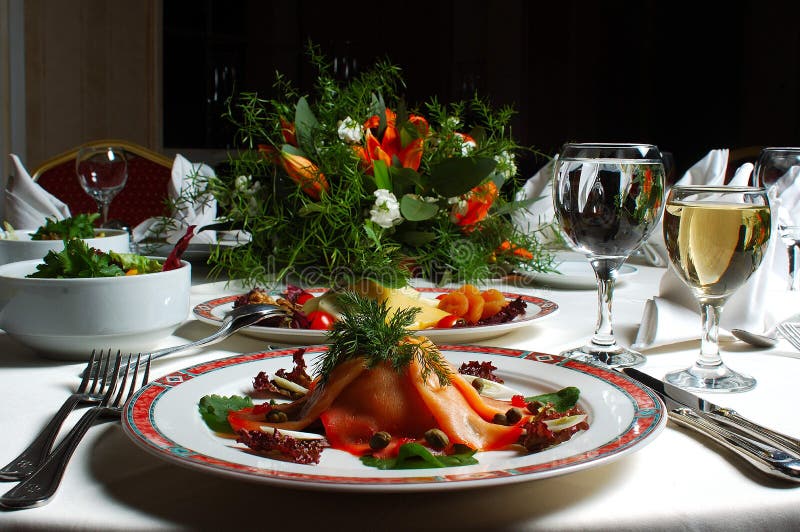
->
[32,139,174,228]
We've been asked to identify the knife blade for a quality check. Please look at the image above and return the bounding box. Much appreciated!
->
[622,367,800,456]
[621,367,800,482]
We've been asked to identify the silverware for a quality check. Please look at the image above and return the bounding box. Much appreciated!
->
[731,328,779,348]
[0,352,151,509]
[623,367,800,456]
[83,303,285,379]
[0,349,111,481]
[776,322,800,352]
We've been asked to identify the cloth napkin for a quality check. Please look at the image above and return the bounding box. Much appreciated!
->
[132,154,217,245]
[633,150,796,350]
[3,154,71,229]
[511,159,561,243]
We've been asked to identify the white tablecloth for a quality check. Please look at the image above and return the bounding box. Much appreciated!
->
[1,261,799,531]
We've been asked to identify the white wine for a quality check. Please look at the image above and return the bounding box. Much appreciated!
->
[663,201,771,297]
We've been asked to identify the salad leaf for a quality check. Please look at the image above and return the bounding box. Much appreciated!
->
[525,386,580,413]
[198,394,254,433]
[31,213,99,240]
[360,443,478,470]
[110,252,163,274]
[28,238,125,278]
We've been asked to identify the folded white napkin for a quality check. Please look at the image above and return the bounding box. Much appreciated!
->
[511,159,560,242]
[3,154,71,229]
[634,150,794,350]
[132,154,217,245]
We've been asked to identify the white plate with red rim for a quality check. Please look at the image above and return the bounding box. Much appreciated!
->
[192,288,559,345]
[121,345,666,492]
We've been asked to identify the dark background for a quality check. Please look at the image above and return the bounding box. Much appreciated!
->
[163,0,800,179]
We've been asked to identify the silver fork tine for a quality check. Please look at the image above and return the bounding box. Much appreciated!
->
[778,323,800,351]
[0,351,152,509]
[0,349,112,481]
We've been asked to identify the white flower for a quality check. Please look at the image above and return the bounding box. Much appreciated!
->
[458,134,477,156]
[445,116,461,129]
[337,116,363,144]
[369,189,403,229]
[494,150,517,180]
[235,175,252,192]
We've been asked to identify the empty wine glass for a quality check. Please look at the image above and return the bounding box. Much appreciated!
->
[753,147,800,290]
[76,146,128,226]
[552,143,666,367]
[663,186,771,392]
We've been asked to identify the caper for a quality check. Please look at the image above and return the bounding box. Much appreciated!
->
[505,407,524,425]
[369,431,392,450]
[471,378,485,393]
[266,409,288,423]
[527,400,544,414]
[424,428,449,450]
[493,413,508,425]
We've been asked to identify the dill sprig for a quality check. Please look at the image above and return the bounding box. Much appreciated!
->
[318,291,452,386]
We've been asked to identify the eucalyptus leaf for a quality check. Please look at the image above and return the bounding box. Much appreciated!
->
[294,96,319,153]
[400,195,439,221]
[428,157,497,197]
[281,144,306,157]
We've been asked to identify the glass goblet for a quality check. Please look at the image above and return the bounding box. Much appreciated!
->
[663,186,771,392]
[76,146,128,226]
[552,143,666,367]
[753,147,800,290]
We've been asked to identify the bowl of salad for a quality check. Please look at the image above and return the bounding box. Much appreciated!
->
[0,238,191,360]
[0,214,130,265]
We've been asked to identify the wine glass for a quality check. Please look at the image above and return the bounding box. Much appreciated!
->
[552,143,666,367]
[75,146,128,226]
[753,147,800,290]
[663,186,771,392]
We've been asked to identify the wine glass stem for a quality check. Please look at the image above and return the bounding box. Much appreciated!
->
[591,260,619,347]
[788,243,800,291]
[97,201,110,226]
[698,301,723,368]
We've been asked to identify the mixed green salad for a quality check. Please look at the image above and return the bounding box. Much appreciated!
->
[30,214,101,241]
[27,239,163,278]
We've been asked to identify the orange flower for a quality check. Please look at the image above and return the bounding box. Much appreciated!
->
[356,108,429,174]
[277,150,329,200]
[452,181,498,227]
[280,117,297,146]
[496,240,533,260]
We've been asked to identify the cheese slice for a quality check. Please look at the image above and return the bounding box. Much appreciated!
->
[349,279,449,329]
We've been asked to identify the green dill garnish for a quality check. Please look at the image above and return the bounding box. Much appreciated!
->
[31,213,100,241]
[318,291,452,386]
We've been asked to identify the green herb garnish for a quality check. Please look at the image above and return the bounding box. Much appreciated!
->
[31,213,100,240]
[198,394,254,433]
[26,239,163,278]
[525,386,580,413]
[319,291,452,386]
[361,443,477,470]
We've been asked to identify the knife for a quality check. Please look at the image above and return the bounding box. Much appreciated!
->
[622,368,800,482]
[622,367,800,456]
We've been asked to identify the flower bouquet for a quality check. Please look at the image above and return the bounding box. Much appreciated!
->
[207,45,554,287]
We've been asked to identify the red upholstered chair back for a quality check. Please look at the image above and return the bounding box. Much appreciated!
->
[32,140,173,228]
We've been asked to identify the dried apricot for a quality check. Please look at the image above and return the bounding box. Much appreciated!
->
[437,291,469,317]
[481,289,508,319]
[463,291,485,324]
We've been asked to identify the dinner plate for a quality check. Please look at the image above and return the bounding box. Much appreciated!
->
[518,260,638,289]
[192,288,559,344]
[121,346,666,492]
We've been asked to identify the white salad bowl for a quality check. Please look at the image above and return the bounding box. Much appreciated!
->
[0,259,191,360]
[0,228,131,265]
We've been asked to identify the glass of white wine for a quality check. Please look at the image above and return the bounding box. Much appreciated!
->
[552,143,666,367]
[663,186,771,392]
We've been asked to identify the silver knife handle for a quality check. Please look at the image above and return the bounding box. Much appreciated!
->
[668,408,800,482]
[707,408,800,456]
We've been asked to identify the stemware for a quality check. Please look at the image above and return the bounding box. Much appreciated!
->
[75,146,128,226]
[552,143,666,367]
[663,185,771,392]
[753,147,800,290]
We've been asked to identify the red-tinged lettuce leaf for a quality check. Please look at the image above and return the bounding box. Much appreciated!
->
[163,225,196,271]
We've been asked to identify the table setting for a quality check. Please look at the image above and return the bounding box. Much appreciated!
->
[2,49,800,530]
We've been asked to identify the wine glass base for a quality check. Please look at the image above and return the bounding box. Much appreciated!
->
[559,343,646,368]
[665,364,756,393]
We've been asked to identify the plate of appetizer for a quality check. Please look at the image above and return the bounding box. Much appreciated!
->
[122,341,666,492]
[192,282,559,344]
[517,260,638,289]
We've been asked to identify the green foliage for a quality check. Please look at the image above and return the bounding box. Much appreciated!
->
[525,386,581,413]
[28,238,125,278]
[31,213,99,240]
[206,42,553,286]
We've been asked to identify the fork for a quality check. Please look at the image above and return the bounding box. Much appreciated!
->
[776,322,800,351]
[0,349,113,481]
[0,352,151,509]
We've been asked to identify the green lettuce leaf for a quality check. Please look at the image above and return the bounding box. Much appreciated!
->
[525,386,580,413]
[361,443,477,470]
[198,394,254,433]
